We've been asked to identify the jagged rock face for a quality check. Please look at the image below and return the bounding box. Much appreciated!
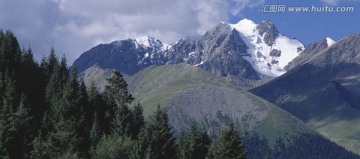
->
[256,20,279,46]
[165,37,204,65]
[202,23,233,61]
[269,49,281,57]
[162,23,257,80]
[200,52,259,79]
[200,28,258,79]
[216,29,248,56]
[311,34,360,67]
[74,22,259,80]
[73,19,304,82]
[285,38,330,71]
[73,38,167,75]
[201,24,248,60]
[196,23,257,79]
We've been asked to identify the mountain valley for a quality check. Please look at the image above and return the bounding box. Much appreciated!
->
[74,19,360,156]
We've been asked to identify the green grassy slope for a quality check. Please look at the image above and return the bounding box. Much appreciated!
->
[127,64,315,145]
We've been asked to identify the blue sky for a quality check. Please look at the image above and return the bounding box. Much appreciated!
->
[0,0,359,64]
[234,0,360,44]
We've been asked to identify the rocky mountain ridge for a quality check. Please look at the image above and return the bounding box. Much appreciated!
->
[73,19,304,84]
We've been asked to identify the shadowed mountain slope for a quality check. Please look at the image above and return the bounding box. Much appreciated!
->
[251,33,360,154]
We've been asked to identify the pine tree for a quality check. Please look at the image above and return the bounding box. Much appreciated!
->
[93,134,133,159]
[42,67,87,158]
[87,81,98,118]
[41,53,61,138]
[207,122,246,159]
[147,105,176,159]
[58,56,69,92]
[59,55,68,80]
[189,125,211,159]
[0,73,3,106]
[104,71,134,106]
[176,125,211,159]
[11,94,33,158]
[132,127,151,159]
[112,101,133,137]
[30,135,47,159]
[104,71,134,137]
[198,131,211,157]
[0,31,22,75]
[0,98,14,159]
[87,81,111,136]
[89,112,101,149]
[0,74,17,158]
[44,53,62,105]
[131,102,145,139]
[42,47,58,79]
[77,80,91,156]
[176,129,190,159]
[0,30,4,73]
[19,48,45,123]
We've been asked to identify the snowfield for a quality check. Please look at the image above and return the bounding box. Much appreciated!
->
[230,19,304,78]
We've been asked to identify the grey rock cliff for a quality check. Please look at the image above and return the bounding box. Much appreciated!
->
[256,20,279,46]
[73,22,260,81]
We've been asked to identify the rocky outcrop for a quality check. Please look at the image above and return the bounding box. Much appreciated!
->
[256,20,279,46]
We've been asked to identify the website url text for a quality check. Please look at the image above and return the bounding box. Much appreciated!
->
[261,5,354,13]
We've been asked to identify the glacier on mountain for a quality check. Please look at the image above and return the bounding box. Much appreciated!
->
[230,19,304,77]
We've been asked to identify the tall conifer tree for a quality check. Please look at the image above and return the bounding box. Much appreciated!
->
[207,122,246,159]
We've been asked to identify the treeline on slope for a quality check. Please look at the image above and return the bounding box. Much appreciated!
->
[244,132,360,159]
[0,30,359,159]
[0,30,247,159]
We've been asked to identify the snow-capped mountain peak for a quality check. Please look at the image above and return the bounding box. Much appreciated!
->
[134,36,169,50]
[231,19,258,37]
[134,20,304,78]
[74,18,305,81]
[326,37,336,47]
[133,36,170,66]
[135,36,152,47]
[229,19,304,78]
[135,36,157,47]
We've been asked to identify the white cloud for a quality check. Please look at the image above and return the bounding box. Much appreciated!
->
[0,0,265,64]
